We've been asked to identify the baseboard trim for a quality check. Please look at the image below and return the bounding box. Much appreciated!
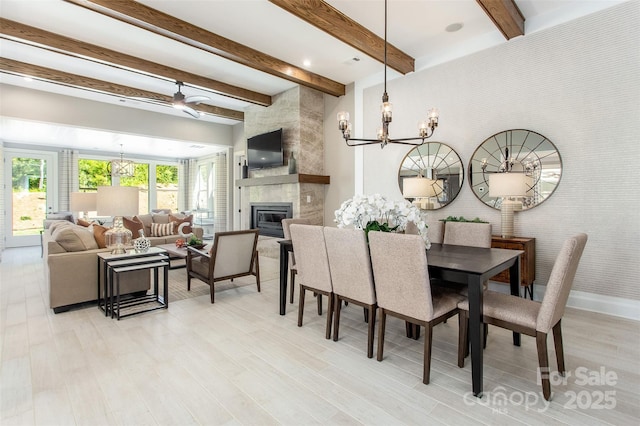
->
[488,281,640,322]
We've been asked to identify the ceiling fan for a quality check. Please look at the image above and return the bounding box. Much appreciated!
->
[170,81,210,118]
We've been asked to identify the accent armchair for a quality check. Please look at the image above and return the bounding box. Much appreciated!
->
[186,229,260,304]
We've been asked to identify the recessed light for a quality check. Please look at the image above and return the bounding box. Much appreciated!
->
[303,59,311,67]
[445,22,464,32]
[23,77,33,82]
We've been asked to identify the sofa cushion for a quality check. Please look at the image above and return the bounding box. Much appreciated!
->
[51,224,99,252]
[151,222,174,237]
[123,216,144,238]
[135,214,153,236]
[91,224,109,248]
[49,220,75,234]
[170,213,193,235]
[152,213,170,224]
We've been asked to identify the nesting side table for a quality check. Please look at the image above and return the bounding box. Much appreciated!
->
[97,247,170,320]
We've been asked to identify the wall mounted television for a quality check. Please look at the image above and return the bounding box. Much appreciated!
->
[247,128,284,170]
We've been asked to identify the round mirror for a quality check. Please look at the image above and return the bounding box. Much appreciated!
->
[398,142,464,210]
[468,129,562,210]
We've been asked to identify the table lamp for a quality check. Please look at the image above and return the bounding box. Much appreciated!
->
[96,186,139,254]
[70,192,97,219]
[489,173,527,238]
[403,175,439,210]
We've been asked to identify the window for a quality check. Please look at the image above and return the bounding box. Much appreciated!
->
[156,164,178,212]
[120,163,149,214]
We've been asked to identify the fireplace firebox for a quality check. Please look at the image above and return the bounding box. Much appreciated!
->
[250,203,293,237]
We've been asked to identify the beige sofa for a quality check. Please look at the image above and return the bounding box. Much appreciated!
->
[44,216,203,313]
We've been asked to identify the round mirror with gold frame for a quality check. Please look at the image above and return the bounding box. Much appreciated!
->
[398,142,464,210]
[468,129,562,210]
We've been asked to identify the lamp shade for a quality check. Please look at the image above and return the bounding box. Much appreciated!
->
[70,192,97,213]
[96,186,139,217]
[403,177,438,198]
[489,173,527,198]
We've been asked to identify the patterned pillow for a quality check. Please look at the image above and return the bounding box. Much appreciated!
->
[151,222,174,237]
[169,213,193,235]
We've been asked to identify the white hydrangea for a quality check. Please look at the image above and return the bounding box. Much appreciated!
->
[334,193,430,249]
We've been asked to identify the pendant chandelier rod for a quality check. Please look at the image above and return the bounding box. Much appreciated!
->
[336,0,439,149]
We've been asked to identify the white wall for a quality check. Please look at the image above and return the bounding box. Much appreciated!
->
[331,2,639,306]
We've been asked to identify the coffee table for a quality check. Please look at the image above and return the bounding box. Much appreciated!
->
[156,243,190,269]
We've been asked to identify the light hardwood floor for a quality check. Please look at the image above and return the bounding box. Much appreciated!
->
[1,246,639,425]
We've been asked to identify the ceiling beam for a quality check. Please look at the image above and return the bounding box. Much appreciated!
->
[476,0,525,40]
[0,57,245,121]
[269,0,414,75]
[0,18,270,107]
[63,0,346,97]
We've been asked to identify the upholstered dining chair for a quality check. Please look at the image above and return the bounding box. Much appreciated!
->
[282,218,311,304]
[443,221,492,247]
[368,231,465,384]
[186,229,260,304]
[324,227,377,358]
[458,233,588,400]
[289,224,334,339]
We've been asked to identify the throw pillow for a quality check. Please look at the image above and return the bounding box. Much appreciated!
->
[91,224,109,248]
[151,222,174,237]
[169,213,193,235]
[151,213,170,224]
[123,216,144,238]
[77,218,93,227]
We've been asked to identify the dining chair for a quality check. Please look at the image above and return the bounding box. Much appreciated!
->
[186,229,260,304]
[443,221,492,247]
[458,233,588,400]
[368,231,465,384]
[324,227,377,358]
[289,224,334,339]
[282,218,311,304]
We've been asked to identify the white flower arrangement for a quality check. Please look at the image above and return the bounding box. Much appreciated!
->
[334,193,431,249]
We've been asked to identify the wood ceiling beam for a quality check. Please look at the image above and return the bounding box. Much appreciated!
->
[476,0,525,40]
[269,0,414,75]
[63,0,346,97]
[0,57,245,121]
[0,18,270,107]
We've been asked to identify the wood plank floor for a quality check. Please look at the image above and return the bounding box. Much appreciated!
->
[1,246,639,425]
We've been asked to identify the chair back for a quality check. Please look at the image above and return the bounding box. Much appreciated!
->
[368,231,434,321]
[290,224,332,293]
[536,233,588,332]
[210,229,259,279]
[427,219,444,244]
[443,222,492,248]
[282,218,311,240]
[324,227,376,305]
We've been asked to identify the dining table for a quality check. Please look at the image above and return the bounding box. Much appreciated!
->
[277,239,522,397]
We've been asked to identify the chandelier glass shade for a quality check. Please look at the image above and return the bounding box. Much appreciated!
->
[337,0,439,148]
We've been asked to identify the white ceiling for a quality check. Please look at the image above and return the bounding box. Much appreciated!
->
[0,0,626,159]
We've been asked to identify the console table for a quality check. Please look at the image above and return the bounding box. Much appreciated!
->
[97,247,170,320]
[490,236,535,299]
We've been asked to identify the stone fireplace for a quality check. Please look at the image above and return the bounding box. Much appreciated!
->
[250,202,293,238]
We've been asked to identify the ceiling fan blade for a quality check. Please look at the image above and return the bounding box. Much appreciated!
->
[185,95,209,104]
[183,105,200,118]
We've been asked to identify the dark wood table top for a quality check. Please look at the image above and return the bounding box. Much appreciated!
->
[426,243,523,275]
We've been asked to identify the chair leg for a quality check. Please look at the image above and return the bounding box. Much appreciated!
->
[483,323,488,349]
[536,331,552,401]
[209,283,215,304]
[552,320,566,374]
[333,294,341,342]
[317,293,323,315]
[458,311,467,368]
[367,305,376,359]
[376,308,386,362]
[187,274,191,291]
[423,322,433,384]
[254,253,261,292]
[289,270,296,304]
[298,286,306,327]
[325,292,334,340]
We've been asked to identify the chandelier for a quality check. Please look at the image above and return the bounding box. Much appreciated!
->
[108,144,135,178]
[337,0,439,148]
